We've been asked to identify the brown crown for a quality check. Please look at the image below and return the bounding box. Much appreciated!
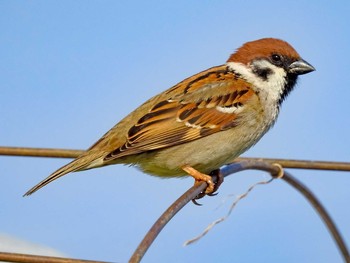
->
[227,38,300,64]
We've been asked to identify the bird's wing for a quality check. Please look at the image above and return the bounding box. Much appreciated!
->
[104,65,256,161]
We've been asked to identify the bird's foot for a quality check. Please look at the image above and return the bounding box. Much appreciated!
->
[207,169,224,196]
[182,166,224,205]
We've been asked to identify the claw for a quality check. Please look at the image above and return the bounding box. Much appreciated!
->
[209,169,224,193]
[191,199,203,206]
[182,166,224,204]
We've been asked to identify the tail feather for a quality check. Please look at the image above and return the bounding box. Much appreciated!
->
[24,153,104,196]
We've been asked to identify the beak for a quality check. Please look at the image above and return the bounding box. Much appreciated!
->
[288,59,315,75]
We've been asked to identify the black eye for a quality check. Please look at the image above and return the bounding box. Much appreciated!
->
[271,54,282,62]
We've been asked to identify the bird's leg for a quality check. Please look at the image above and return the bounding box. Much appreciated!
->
[182,165,215,194]
[182,166,224,205]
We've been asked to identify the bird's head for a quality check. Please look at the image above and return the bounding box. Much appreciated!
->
[227,38,315,104]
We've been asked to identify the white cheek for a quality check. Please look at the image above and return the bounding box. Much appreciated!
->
[252,60,287,100]
[227,60,286,95]
[227,61,286,99]
[226,61,286,122]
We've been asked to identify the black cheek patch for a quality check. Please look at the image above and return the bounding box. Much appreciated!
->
[253,67,272,81]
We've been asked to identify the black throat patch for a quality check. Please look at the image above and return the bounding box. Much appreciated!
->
[278,74,298,106]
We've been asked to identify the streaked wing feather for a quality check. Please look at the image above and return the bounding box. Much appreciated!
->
[104,66,254,161]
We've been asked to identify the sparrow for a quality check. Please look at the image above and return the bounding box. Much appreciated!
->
[24,38,315,197]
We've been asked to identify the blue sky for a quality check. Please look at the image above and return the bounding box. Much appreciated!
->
[1,1,350,262]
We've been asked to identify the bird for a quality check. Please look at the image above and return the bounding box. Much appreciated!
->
[24,38,315,197]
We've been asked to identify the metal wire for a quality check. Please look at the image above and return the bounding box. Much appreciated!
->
[1,146,350,171]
